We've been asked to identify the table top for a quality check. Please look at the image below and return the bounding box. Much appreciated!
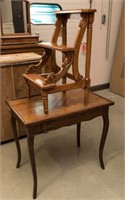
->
[55,9,97,15]
[7,89,114,127]
[0,52,42,67]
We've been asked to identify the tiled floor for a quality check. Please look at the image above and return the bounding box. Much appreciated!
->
[0,89,124,200]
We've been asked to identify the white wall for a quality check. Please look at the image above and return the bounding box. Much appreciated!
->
[30,0,90,41]
[91,0,123,86]
[30,0,123,86]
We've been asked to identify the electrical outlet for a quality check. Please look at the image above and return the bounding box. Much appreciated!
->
[101,14,106,24]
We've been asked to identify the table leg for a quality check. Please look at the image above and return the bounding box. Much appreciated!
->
[11,112,21,168]
[27,133,37,199]
[77,123,81,147]
[42,92,48,114]
[99,110,109,169]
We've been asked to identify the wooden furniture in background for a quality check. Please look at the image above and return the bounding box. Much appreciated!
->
[0,0,51,142]
[7,88,114,199]
[0,0,31,35]
[0,35,44,55]
[0,53,42,142]
[0,0,44,56]
[23,9,96,114]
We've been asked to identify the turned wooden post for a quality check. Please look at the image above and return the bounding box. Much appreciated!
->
[85,12,95,88]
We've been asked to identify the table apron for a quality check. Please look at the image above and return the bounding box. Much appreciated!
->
[27,106,109,135]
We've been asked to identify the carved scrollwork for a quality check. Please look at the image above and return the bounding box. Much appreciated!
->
[62,51,72,68]
[26,49,51,74]
[26,60,43,74]
[45,51,74,83]
[45,73,56,83]
[77,74,83,81]
[62,14,69,25]
[55,18,61,27]
[79,13,88,28]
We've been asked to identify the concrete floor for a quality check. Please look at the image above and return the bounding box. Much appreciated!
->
[0,89,124,200]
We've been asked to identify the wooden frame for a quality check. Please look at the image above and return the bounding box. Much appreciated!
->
[7,89,114,199]
[23,9,96,114]
[0,0,31,36]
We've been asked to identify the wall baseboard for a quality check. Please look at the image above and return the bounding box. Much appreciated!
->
[90,83,110,91]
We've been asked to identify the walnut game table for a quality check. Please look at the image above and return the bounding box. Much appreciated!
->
[7,89,114,199]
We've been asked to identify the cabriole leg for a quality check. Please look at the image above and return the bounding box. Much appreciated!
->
[99,109,109,169]
[27,133,37,199]
[11,112,21,168]
[77,123,81,147]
